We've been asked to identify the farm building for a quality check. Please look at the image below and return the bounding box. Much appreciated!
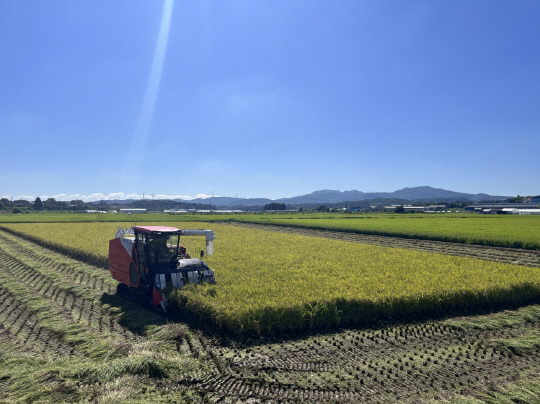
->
[518,209,540,215]
[119,208,147,214]
[194,209,244,213]
[424,205,447,212]
[383,205,438,212]
[465,203,539,213]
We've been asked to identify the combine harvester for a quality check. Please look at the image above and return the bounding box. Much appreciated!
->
[109,225,216,311]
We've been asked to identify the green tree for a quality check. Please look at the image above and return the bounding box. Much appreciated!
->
[507,195,524,203]
[70,199,86,211]
[0,198,11,210]
[33,197,43,211]
[43,198,67,210]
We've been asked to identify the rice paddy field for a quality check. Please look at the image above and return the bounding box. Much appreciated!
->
[3,211,538,249]
[0,214,538,402]
[232,213,540,250]
[0,220,539,335]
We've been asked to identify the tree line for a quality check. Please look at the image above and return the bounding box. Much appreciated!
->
[0,197,94,213]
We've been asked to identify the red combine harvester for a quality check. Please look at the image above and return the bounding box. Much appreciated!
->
[109,225,216,311]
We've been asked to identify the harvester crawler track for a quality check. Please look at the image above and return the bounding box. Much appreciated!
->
[0,230,141,347]
[116,283,149,305]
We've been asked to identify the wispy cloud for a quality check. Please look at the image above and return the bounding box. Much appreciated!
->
[1,194,35,201]
[1,193,215,202]
[198,77,292,118]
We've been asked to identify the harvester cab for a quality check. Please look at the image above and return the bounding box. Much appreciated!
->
[109,225,215,311]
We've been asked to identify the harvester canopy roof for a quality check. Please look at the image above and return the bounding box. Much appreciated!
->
[132,226,181,235]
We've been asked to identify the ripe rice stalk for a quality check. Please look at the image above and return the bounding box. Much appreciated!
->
[1,222,538,335]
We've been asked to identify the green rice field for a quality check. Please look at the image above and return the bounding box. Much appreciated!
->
[232,213,540,249]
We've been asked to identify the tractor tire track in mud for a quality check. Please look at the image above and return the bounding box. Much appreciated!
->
[0,251,133,351]
[0,230,140,350]
[227,222,540,268]
[0,230,115,294]
[0,286,74,356]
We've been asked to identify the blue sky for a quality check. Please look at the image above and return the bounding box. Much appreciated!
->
[1,1,539,201]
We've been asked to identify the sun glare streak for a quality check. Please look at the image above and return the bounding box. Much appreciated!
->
[125,0,174,169]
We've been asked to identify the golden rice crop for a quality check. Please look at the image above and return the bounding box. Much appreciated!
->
[233,214,540,249]
[1,222,538,335]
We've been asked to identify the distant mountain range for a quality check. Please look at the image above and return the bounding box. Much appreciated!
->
[179,186,509,207]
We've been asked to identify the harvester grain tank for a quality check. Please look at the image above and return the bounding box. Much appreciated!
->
[108,225,216,311]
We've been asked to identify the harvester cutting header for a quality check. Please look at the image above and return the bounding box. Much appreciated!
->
[109,225,216,311]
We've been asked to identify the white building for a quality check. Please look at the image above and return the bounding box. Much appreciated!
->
[120,208,147,214]
[517,209,540,215]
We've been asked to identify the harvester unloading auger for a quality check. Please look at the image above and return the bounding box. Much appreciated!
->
[109,226,216,311]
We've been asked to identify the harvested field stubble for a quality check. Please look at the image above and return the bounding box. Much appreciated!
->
[0,230,204,402]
